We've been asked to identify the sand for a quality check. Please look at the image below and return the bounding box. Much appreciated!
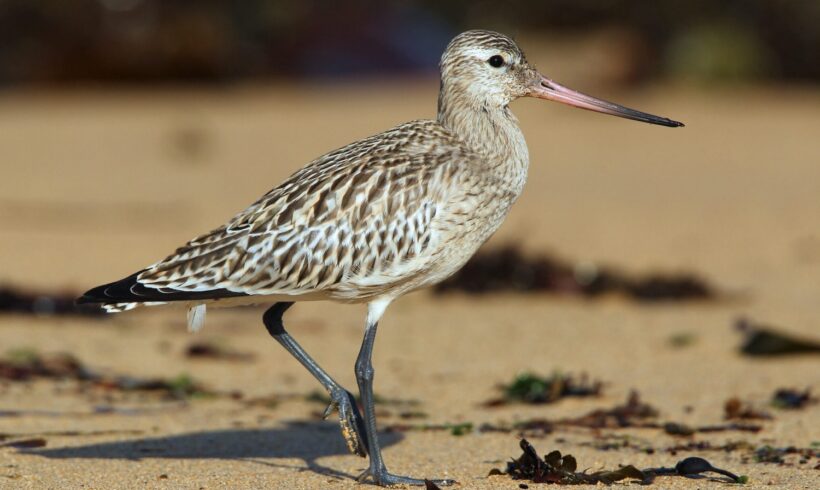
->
[0,77,819,489]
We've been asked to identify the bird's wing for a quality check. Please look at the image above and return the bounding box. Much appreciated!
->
[93,121,469,303]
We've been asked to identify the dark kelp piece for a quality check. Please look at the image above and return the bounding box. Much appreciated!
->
[386,391,764,439]
[771,388,815,409]
[499,439,647,484]
[724,397,773,420]
[693,423,762,434]
[643,456,741,482]
[492,439,746,485]
[663,421,763,436]
[736,317,820,356]
[0,437,47,449]
[0,350,93,381]
[676,456,739,480]
[434,245,716,302]
[486,372,602,406]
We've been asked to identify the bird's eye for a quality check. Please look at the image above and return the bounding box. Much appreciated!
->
[488,55,505,68]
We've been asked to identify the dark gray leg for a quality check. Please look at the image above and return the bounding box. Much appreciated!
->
[263,302,368,458]
[354,302,455,487]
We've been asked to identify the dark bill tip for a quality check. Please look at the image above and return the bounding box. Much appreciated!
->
[533,78,685,128]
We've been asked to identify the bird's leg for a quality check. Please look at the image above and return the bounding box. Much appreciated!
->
[354,301,455,487]
[263,302,368,458]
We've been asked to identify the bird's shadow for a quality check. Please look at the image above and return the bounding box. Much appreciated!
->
[24,420,403,482]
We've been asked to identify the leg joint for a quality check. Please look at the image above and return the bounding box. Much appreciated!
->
[355,360,374,382]
[262,302,294,337]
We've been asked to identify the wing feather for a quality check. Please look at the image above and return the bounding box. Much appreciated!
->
[81,120,470,305]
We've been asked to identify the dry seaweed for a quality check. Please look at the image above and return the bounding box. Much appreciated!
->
[434,245,715,302]
[724,397,772,420]
[389,392,761,440]
[562,393,760,434]
[390,391,760,441]
[103,373,215,399]
[687,423,762,434]
[562,391,658,429]
[485,372,602,406]
[0,285,103,316]
[491,439,745,485]
[0,350,93,381]
[736,317,820,356]
[752,445,820,465]
[553,392,760,435]
[0,349,217,400]
[392,416,760,440]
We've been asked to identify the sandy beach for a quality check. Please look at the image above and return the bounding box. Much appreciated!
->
[1,79,819,488]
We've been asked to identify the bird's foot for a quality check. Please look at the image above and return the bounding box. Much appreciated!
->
[356,467,456,487]
[323,388,368,457]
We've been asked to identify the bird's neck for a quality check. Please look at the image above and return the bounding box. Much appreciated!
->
[437,89,529,195]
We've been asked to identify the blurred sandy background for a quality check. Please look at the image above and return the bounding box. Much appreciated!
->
[1,2,819,488]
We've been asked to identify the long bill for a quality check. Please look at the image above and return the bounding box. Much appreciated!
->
[529,75,684,128]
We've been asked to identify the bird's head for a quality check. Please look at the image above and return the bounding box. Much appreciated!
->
[439,30,683,127]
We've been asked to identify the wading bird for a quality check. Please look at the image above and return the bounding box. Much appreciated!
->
[79,30,682,486]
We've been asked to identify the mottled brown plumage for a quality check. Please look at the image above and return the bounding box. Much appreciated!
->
[85,31,538,314]
[140,121,477,302]
[79,30,681,486]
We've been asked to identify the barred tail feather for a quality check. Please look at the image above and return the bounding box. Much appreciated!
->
[77,270,248,307]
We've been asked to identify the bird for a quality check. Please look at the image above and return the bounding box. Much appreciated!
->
[78,29,682,486]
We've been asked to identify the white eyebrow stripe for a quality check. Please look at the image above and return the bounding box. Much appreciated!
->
[461,47,505,59]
